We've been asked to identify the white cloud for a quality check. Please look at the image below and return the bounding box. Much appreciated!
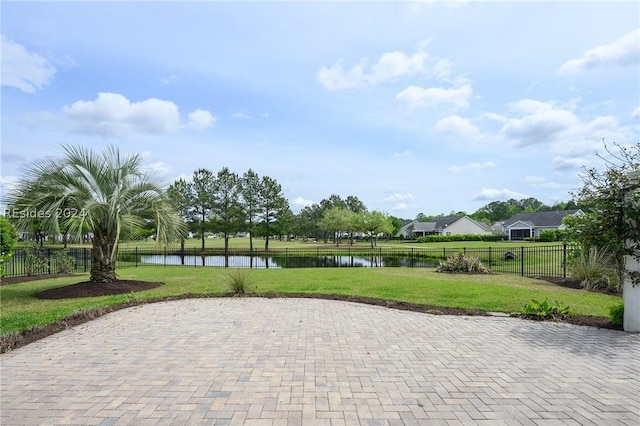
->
[396,84,472,109]
[551,156,589,171]
[293,197,315,208]
[473,188,529,201]
[317,41,434,90]
[524,176,563,189]
[482,112,508,123]
[0,175,20,211]
[435,115,480,138]
[1,153,27,164]
[232,112,253,119]
[0,174,20,188]
[1,34,56,93]
[369,50,429,84]
[160,75,178,85]
[391,203,411,211]
[448,161,495,173]
[187,109,215,131]
[63,93,214,136]
[393,150,412,158]
[64,92,180,136]
[147,162,171,174]
[384,193,414,203]
[497,99,620,155]
[632,107,640,119]
[558,28,640,74]
[317,60,367,90]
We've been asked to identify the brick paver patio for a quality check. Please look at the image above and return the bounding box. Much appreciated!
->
[1,298,639,425]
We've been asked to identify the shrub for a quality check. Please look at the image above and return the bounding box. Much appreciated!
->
[0,216,18,277]
[51,249,76,273]
[609,303,624,326]
[436,253,490,273]
[416,234,502,243]
[24,245,48,276]
[568,246,619,292]
[227,269,254,294]
[538,230,557,242]
[519,298,570,321]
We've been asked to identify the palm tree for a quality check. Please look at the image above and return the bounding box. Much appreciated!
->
[7,145,185,283]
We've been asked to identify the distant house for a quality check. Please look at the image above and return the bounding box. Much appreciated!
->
[397,216,492,239]
[502,210,583,241]
[491,221,506,234]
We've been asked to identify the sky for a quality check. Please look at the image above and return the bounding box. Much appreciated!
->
[1,1,639,220]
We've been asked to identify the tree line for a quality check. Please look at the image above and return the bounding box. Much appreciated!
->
[166,168,289,252]
[166,169,399,250]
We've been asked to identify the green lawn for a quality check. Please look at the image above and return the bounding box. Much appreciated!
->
[0,267,620,336]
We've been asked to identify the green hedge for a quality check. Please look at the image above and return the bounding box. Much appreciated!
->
[416,234,503,243]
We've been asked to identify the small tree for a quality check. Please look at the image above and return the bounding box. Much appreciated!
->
[319,207,351,247]
[0,216,18,277]
[354,210,394,248]
[565,142,640,286]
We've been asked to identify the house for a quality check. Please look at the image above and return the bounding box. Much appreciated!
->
[502,210,583,241]
[397,216,492,238]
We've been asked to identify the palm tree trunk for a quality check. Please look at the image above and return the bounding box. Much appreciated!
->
[90,235,117,282]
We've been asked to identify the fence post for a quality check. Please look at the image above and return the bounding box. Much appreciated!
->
[47,248,51,274]
[488,247,492,268]
[135,247,139,268]
[83,248,87,273]
[521,246,525,276]
[562,244,567,278]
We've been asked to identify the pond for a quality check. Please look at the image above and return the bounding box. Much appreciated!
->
[139,254,439,269]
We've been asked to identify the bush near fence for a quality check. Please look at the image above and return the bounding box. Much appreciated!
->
[416,234,504,243]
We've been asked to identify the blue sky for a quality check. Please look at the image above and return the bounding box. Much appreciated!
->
[2,1,639,220]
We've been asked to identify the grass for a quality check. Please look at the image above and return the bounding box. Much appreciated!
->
[0,266,621,336]
[568,246,620,292]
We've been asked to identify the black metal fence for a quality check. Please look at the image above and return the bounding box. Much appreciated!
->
[116,245,571,277]
[2,245,573,279]
[2,247,92,278]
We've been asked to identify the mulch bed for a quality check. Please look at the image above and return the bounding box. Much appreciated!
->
[0,273,623,353]
[34,280,162,299]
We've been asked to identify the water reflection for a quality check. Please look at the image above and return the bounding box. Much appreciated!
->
[139,255,438,269]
